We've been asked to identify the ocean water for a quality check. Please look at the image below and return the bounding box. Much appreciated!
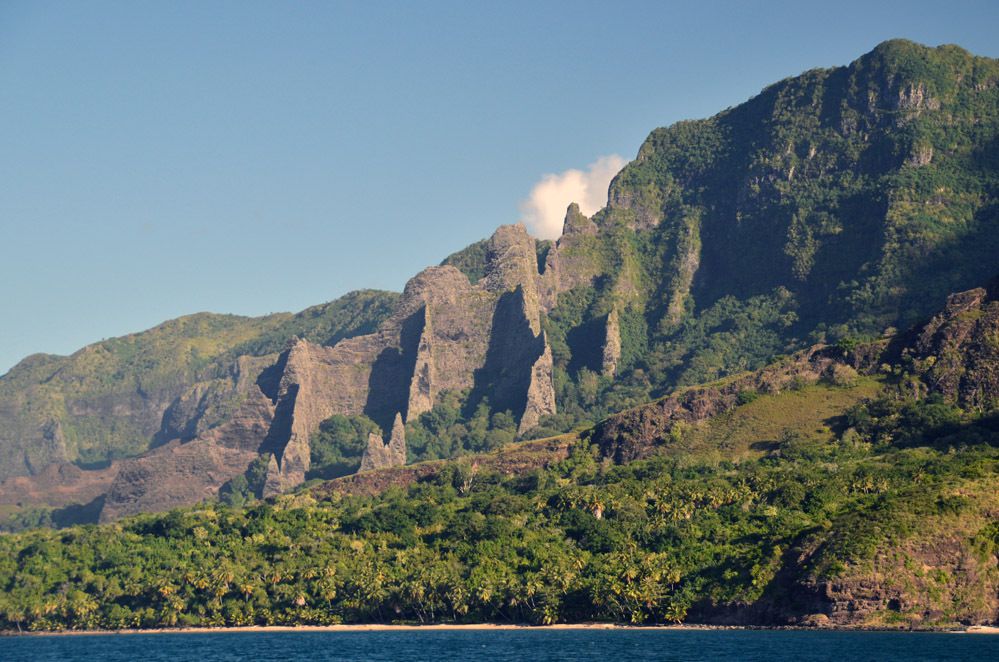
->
[1,629,997,661]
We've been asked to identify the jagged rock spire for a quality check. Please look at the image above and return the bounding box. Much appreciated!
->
[406,305,436,420]
[359,412,407,472]
[561,202,597,237]
[602,308,622,377]
[518,332,557,435]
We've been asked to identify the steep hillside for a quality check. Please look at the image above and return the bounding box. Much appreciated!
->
[0,290,398,480]
[571,38,999,390]
[1,39,997,524]
[434,39,999,435]
[0,280,996,631]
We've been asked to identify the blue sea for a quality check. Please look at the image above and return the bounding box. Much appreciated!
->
[2,629,998,661]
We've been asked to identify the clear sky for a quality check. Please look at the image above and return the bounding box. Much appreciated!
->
[2,1,998,374]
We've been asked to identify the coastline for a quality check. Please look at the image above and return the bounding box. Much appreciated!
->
[7,623,998,636]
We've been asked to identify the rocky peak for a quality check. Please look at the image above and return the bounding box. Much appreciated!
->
[264,339,324,483]
[246,222,556,494]
[561,203,597,237]
[481,224,544,331]
[518,333,557,435]
[396,265,475,318]
[601,308,622,377]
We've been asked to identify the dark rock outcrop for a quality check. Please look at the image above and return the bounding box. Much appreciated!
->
[905,285,999,410]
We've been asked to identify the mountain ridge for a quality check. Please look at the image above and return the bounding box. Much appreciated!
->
[0,273,996,629]
[1,38,997,526]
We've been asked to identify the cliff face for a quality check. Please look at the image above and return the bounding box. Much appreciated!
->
[3,40,998,525]
[0,223,565,520]
[0,314,269,483]
[259,223,558,494]
[98,354,278,521]
[0,292,399,485]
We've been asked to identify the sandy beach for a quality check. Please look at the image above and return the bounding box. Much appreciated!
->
[10,623,728,636]
[964,625,999,634]
[9,622,997,636]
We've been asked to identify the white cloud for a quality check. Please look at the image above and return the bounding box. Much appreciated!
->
[519,154,627,240]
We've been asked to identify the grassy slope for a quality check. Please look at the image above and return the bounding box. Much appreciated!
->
[678,378,883,461]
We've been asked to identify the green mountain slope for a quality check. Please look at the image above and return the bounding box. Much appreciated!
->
[0,290,398,479]
[1,38,997,528]
[0,279,995,631]
[538,39,999,424]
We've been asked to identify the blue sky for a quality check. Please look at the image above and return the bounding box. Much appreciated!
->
[2,1,998,374]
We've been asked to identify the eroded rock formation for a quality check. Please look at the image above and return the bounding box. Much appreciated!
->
[519,337,556,435]
[601,308,622,377]
[99,356,278,520]
[359,412,407,472]
[539,204,605,309]
[253,223,557,494]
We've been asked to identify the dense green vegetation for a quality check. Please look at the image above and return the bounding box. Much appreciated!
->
[440,240,489,284]
[226,290,400,358]
[0,376,995,631]
[299,393,524,481]
[520,39,999,440]
[0,40,997,631]
[305,415,381,481]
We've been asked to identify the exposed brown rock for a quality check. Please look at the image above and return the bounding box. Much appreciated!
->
[0,461,116,510]
[359,412,406,472]
[396,267,492,402]
[256,223,557,493]
[99,364,277,520]
[406,306,436,420]
[519,335,557,434]
[261,339,336,492]
[262,454,283,499]
[98,440,261,522]
[0,355,279,519]
[481,224,544,331]
[764,502,999,628]
[157,354,277,446]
